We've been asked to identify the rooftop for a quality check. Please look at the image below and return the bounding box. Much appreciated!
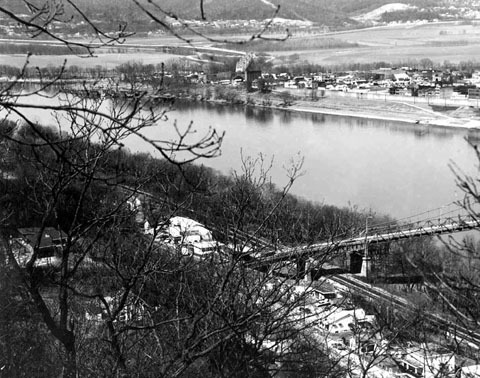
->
[17,227,67,249]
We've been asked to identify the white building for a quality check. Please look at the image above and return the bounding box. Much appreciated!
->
[393,72,411,84]
[397,343,456,378]
[167,216,213,243]
[471,71,480,85]
[145,216,221,257]
[319,308,375,334]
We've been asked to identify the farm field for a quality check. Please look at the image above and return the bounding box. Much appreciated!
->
[269,21,480,65]
[0,51,184,69]
[271,43,480,66]
[321,21,480,47]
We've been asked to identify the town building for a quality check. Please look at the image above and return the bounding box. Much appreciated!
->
[11,227,67,268]
[145,216,222,257]
[319,307,375,335]
[396,343,456,378]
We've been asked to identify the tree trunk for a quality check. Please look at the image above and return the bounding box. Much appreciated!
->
[63,336,77,378]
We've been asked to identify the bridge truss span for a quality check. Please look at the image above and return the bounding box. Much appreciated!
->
[252,202,480,266]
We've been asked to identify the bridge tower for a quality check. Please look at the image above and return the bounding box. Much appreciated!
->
[235,52,261,91]
[359,250,372,278]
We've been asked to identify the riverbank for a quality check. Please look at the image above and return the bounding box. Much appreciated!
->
[182,86,480,130]
[288,101,480,129]
[269,91,480,130]
[56,82,480,130]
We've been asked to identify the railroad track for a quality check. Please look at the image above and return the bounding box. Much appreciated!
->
[329,274,480,348]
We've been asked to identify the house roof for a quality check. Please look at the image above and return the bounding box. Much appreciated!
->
[312,280,336,293]
[394,73,410,81]
[18,227,67,249]
[326,308,366,325]
[168,216,212,241]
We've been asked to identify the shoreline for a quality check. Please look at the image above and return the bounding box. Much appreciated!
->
[196,94,480,130]
[10,81,480,130]
[271,92,480,130]
[286,104,480,130]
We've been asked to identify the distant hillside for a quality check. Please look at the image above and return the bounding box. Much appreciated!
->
[156,0,444,24]
[1,0,466,26]
[165,0,449,21]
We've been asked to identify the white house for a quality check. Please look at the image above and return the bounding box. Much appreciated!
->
[470,71,480,85]
[145,216,221,257]
[397,343,456,378]
[320,308,375,334]
[393,72,411,83]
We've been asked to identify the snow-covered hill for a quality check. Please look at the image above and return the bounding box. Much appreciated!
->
[352,3,416,22]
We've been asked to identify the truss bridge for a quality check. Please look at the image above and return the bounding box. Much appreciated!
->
[248,201,480,267]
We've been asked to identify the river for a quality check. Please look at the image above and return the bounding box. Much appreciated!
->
[127,101,480,220]
[10,96,480,220]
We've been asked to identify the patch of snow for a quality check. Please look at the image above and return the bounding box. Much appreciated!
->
[264,17,313,27]
[259,0,277,10]
[353,3,416,22]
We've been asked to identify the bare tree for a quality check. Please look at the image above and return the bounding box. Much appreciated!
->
[1,117,349,376]
[0,71,223,374]
[0,2,366,378]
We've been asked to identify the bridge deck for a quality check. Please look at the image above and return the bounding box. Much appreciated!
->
[250,217,480,266]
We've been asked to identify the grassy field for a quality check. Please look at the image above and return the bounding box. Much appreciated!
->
[269,21,480,66]
[0,51,184,69]
[271,43,480,66]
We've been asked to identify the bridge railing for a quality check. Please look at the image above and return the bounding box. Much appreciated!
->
[364,214,480,243]
[253,213,480,265]
[365,201,480,238]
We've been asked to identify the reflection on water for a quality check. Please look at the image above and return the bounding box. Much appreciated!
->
[309,113,327,124]
[154,101,477,219]
[279,110,293,124]
[6,96,478,219]
[245,106,274,124]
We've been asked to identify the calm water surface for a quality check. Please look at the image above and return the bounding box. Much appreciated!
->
[130,102,480,220]
[14,96,480,220]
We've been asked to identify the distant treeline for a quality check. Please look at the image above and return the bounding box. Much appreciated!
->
[273,58,480,76]
[380,9,441,23]
[0,43,89,56]
[218,38,359,53]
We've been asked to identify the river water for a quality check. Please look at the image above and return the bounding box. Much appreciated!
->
[11,96,480,220]
[128,101,480,220]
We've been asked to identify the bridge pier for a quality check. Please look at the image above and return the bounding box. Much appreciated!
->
[346,249,372,278]
[359,256,372,278]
